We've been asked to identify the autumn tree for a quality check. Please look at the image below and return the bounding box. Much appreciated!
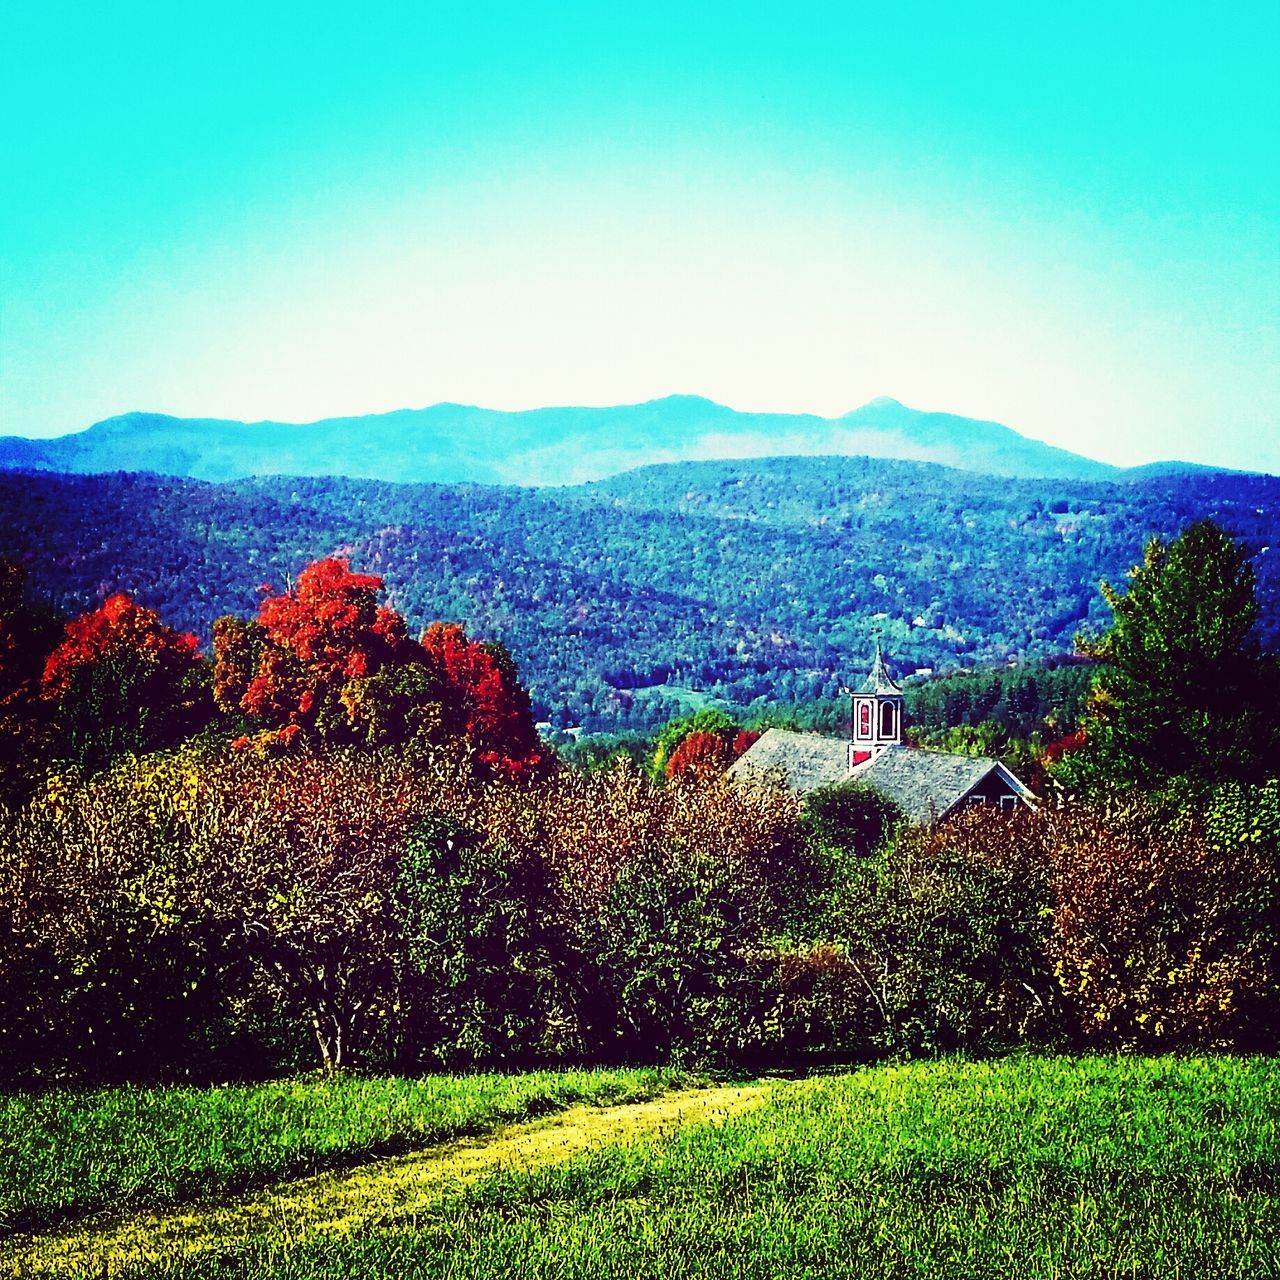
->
[1046,799,1277,1049]
[419,622,547,779]
[42,592,211,773]
[215,560,546,777]
[214,559,438,752]
[190,750,460,1073]
[653,709,760,782]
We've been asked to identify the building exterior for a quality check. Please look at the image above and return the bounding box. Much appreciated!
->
[728,645,1036,826]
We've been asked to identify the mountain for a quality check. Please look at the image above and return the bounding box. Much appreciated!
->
[2,459,1275,732]
[0,396,1132,485]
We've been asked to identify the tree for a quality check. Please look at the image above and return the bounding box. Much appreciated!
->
[42,593,211,773]
[216,560,546,778]
[214,559,439,752]
[665,729,734,781]
[802,781,902,859]
[1059,520,1279,793]
[0,561,62,803]
[420,622,547,780]
[192,751,445,1073]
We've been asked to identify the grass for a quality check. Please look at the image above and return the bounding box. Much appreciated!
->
[0,1067,678,1234]
[101,1055,1280,1280]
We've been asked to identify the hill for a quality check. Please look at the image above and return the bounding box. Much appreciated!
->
[0,397,1134,485]
[1,458,1275,731]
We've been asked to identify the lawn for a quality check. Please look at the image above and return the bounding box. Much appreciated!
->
[0,1067,677,1234]
[112,1055,1280,1280]
[5,1054,1274,1274]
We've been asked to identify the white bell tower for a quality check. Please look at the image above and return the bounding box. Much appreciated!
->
[849,641,904,765]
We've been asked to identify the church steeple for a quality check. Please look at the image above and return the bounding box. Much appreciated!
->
[849,641,904,765]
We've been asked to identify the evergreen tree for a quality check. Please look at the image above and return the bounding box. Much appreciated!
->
[1058,520,1278,792]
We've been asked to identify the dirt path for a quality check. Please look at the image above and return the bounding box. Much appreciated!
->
[2,1082,774,1278]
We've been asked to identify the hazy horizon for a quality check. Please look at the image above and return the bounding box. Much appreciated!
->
[3,3,1277,472]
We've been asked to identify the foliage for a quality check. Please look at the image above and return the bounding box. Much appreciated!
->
[664,729,735,780]
[189,750,454,1074]
[650,708,737,777]
[213,558,442,754]
[395,819,571,1068]
[0,560,61,803]
[41,592,211,773]
[0,753,244,1085]
[1046,796,1279,1050]
[1061,519,1280,792]
[801,780,902,859]
[3,463,1274,733]
[833,809,1062,1054]
[211,559,546,778]
[419,622,547,780]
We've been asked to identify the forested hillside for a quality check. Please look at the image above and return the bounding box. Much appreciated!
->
[1,459,1275,729]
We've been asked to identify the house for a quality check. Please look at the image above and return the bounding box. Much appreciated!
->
[728,645,1036,826]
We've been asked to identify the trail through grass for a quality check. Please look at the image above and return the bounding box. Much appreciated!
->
[0,1067,677,1234]
[0,1082,770,1278]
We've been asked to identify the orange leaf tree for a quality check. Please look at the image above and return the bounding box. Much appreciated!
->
[215,558,546,777]
[41,592,210,773]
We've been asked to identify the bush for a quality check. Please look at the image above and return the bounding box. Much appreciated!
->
[1046,796,1279,1050]
[396,819,574,1069]
[833,809,1061,1056]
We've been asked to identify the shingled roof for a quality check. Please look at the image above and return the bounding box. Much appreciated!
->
[726,727,849,794]
[728,731,1033,826]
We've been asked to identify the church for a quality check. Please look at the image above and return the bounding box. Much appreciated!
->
[728,645,1036,826]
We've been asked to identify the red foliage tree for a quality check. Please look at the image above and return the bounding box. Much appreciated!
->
[215,558,437,751]
[665,729,734,781]
[41,592,209,771]
[216,559,545,777]
[420,622,547,780]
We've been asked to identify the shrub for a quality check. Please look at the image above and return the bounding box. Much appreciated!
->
[395,819,574,1068]
[833,809,1060,1055]
[1046,797,1279,1050]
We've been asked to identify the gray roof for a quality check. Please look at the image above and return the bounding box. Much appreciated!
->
[729,731,1032,826]
[726,728,850,794]
[849,744,1030,825]
[856,643,902,694]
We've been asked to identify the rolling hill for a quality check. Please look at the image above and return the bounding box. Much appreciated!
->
[1,459,1275,731]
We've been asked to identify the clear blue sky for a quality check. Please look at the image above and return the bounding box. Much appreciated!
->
[2,1,1277,470]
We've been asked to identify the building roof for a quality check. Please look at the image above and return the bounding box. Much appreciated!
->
[726,727,850,795]
[849,744,1032,825]
[856,642,902,695]
[728,731,1033,826]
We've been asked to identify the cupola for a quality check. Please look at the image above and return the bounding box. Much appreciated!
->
[849,642,904,766]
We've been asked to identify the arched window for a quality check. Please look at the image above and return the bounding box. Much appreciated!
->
[858,701,871,736]
[880,701,896,737]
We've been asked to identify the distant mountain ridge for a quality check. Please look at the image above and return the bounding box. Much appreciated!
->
[0,396,1218,485]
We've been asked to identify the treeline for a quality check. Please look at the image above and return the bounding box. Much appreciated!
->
[2,746,1276,1086]
[0,459,1275,730]
[0,519,1277,1085]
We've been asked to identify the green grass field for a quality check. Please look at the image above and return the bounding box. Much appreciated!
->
[5,1056,1279,1279]
[0,1067,676,1234]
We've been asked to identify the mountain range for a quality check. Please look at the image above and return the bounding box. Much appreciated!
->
[0,396,1220,486]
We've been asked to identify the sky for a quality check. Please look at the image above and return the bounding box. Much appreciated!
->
[2,1,1277,471]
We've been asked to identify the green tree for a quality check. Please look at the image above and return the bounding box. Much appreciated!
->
[1058,520,1278,793]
